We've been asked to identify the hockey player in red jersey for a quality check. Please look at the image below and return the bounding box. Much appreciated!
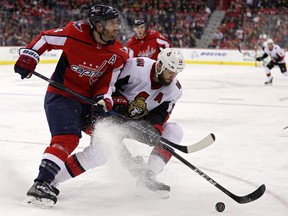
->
[256,38,287,85]
[53,48,186,198]
[126,19,172,60]
[14,4,128,207]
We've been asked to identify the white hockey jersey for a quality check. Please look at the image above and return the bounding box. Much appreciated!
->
[115,57,182,125]
[262,42,285,63]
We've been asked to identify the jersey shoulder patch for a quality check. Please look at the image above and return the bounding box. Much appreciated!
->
[176,80,182,89]
[136,57,145,67]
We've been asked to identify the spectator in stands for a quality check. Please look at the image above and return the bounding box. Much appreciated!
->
[1,0,211,48]
[210,0,288,49]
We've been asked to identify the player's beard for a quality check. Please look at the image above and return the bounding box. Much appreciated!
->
[158,73,172,86]
[102,29,117,41]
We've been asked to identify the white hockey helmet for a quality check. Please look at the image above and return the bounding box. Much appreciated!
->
[156,48,185,74]
[267,38,274,44]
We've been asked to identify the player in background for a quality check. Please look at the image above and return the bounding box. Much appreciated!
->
[256,38,287,85]
[126,19,172,60]
[13,4,128,207]
[53,48,186,198]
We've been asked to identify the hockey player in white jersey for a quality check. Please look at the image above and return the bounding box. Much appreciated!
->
[256,38,287,85]
[52,48,186,198]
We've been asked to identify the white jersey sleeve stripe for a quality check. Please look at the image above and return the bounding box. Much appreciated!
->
[156,38,171,48]
[32,35,67,51]
[104,64,125,102]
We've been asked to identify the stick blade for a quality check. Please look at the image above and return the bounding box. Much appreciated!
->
[238,44,242,53]
[234,184,266,204]
[278,126,288,137]
[186,133,215,153]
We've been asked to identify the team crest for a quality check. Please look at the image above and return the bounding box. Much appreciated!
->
[128,97,149,119]
[73,21,83,32]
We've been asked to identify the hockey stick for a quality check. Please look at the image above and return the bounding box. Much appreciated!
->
[33,72,265,203]
[33,71,95,104]
[162,133,215,153]
[126,121,265,204]
[159,143,266,204]
[278,125,288,137]
[32,71,214,153]
[128,120,215,153]
[238,44,256,59]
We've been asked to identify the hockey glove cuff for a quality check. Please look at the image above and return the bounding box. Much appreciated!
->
[112,95,129,116]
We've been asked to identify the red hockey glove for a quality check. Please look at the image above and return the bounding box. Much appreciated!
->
[91,96,113,117]
[14,48,39,79]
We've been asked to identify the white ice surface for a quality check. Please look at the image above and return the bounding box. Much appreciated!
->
[0,63,288,215]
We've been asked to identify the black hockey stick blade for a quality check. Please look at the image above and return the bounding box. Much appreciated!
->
[159,143,266,204]
[230,184,266,204]
[161,133,215,153]
[238,44,248,55]
[238,44,243,54]
[237,45,256,59]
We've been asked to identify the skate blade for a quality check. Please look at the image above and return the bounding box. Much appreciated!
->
[278,129,288,137]
[21,195,55,208]
[128,168,144,177]
[135,186,170,199]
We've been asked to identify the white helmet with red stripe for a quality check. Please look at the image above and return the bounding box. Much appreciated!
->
[157,48,185,74]
[267,39,274,44]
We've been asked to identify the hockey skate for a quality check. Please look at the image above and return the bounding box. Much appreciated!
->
[121,154,145,177]
[136,170,170,198]
[22,181,58,207]
[120,146,145,177]
[50,179,60,196]
[264,76,273,85]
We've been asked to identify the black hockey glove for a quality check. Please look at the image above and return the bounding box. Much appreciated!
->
[256,57,263,61]
[91,95,113,118]
[112,95,129,117]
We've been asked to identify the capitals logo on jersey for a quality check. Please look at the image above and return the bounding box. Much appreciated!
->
[137,45,156,58]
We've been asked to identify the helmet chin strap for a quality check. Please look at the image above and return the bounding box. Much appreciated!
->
[95,21,111,44]
[98,30,108,44]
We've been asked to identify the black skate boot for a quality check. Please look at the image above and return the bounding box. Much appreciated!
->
[50,180,60,196]
[136,170,170,198]
[23,181,58,207]
[264,76,273,85]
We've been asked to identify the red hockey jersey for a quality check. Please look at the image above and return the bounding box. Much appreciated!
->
[26,20,128,102]
[126,30,172,60]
